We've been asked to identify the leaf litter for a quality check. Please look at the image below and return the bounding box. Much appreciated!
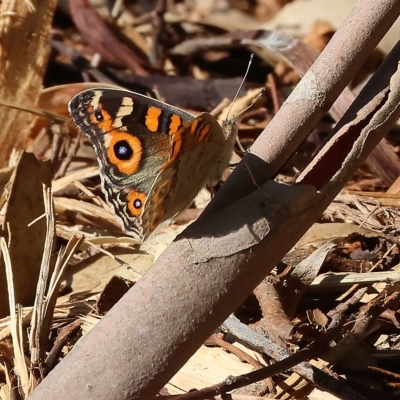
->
[0,0,400,399]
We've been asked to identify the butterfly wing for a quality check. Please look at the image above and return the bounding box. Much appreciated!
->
[140,113,232,236]
[68,88,236,241]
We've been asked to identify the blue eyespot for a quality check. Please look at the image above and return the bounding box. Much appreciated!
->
[114,140,133,160]
[94,109,103,121]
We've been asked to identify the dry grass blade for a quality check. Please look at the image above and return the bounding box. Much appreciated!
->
[312,271,400,288]
[0,99,69,124]
[0,366,12,400]
[0,294,92,345]
[53,197,121,233]
[46,236,85,312]
[52,166,99,193]
[29,187,55,370]
[1,238,29,398]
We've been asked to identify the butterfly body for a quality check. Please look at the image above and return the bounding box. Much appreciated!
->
[68,88,237,242]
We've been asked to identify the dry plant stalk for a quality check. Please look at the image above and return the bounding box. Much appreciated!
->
[29,186,55,392]
[2,239,30,398]
[28,1,400,400]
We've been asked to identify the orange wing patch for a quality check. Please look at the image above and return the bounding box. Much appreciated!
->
[190,118,199,135]
[168,114,183,135]
[197,124,211,142]
[161,116,214,170]
[145,106,162,132]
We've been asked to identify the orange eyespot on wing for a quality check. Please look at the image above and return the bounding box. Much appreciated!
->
[88,104,114,132]
[127,190,147,217]
[107,132,143,175]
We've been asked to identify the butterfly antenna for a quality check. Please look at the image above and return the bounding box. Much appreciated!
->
[227,53,254,120]
[233,88,266,120]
